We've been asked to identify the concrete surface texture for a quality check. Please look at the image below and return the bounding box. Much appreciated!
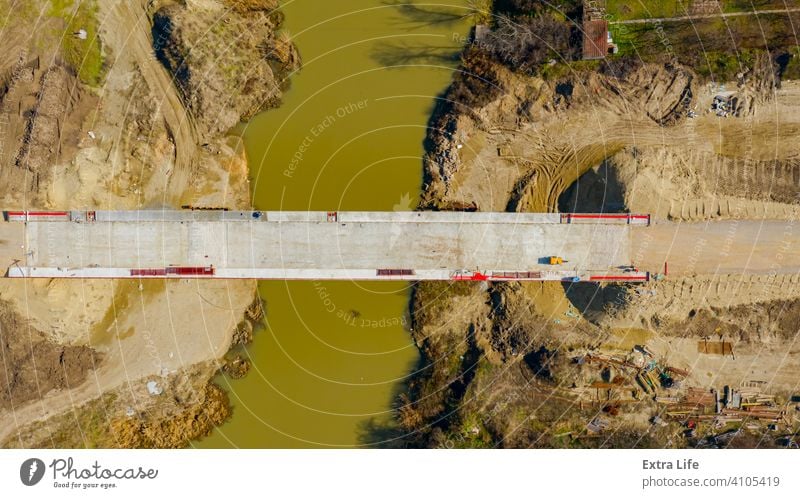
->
[0,210,639,280]
[2,211,798,280]
[632,220,800,276]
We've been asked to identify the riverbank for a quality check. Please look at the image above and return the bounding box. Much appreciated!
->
[0,0,295,447]
[197,0,473,448]
[399,3,800,448]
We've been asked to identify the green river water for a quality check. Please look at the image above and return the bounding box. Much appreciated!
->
[197,0,471,448]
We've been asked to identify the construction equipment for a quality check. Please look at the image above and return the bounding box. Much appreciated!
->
[548,256,568,265]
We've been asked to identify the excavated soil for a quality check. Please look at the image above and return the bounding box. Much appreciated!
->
[0,303,99,411]
[3,361,229,448]
[152,0,298,140]
[0,57,96,204]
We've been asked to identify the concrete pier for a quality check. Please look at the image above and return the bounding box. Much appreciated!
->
[0,210,652,282]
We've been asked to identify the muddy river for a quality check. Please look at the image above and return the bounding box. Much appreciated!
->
[197,0,470,447]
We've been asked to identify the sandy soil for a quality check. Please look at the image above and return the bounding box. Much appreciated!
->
[96,0,198,205]
[424,60,799,215]
[633,220,800,276]
[0,278,254,444]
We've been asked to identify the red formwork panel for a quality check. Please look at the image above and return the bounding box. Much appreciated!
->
[376,269,415,276]
[4,211,71,222]
[165,266,215,276]
[589,273,650,282]
[130,268,167,276]
[561,213,651,225]
[490,271,543,280]
[131,267,214,277]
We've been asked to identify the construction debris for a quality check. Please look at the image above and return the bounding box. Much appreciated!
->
[146,380,163,396]
[697,339,734,356]
[587,416,609,433]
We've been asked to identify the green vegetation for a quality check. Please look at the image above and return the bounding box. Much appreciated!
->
[492,0,582,18]
[412,280,477,328]
[607,0,796,21]
[695,49,758,81]
[57,0,104,86]
[609,12,800,82]
[721,0,798,12]
[606,0,683,21]
[468,0,493,24]
[1,0,40,26]
[449,412,494,448]
[540,59,601,80]
[780,48,800,80]
[2,392,118,448]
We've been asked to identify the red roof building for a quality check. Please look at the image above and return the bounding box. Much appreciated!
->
[582,19,609,60]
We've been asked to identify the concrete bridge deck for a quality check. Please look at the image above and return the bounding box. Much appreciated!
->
[0,210,652,282]
[4,210,796,282]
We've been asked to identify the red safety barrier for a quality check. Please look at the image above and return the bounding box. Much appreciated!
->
[569,214,630,219]
[26,211,70,216]
[4,210,71,221]
[452,271,488,281]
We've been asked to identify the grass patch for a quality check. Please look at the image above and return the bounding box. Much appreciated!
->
[609,11,800,81]
[606,0,685,21]
[780,47,800,80]
[695,48,758,80]
[58,0,104,86]
[1,0,42,27]
[607,0,794,21]
[2,392,119,448]
[412,280,477,328]
[540,59,602,80]
[721,0,796,12]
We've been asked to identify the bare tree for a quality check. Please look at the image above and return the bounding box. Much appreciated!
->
[481,14,575,74]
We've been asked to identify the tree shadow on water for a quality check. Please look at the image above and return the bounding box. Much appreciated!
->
[370,41,462,68]
[382,0,473,30]
[355,354,429,448]
[356,417,414,448]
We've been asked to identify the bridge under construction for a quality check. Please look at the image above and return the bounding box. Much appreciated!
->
[0,210,797,282]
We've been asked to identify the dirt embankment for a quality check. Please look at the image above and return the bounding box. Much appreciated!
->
[0,0,294,448]
[0,305,98,411]
[2,295,266,449]
[398,43,799,447]
[3,361,224,448]
[152,0,297,140]
[0,52,96,201]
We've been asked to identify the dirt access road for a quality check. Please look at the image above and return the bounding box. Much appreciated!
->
[99,0,197,201]
[632,220,800,276]
[0,222,23,272]
[612,7,800,25]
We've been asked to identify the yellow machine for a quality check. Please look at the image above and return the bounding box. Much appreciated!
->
[548,256,566,265]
